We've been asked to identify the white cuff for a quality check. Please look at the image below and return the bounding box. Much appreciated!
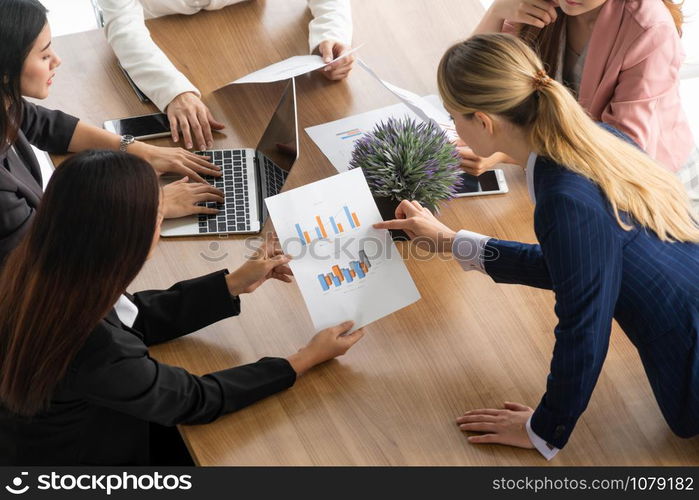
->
[114,295,139,328]
[526,415,560,461]
[451,230,491,273]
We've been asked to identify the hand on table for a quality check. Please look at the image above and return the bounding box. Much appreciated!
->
[491,0,559,28]
[166,91,225,150]
[161,176,224,219]
[457,402,535,448]
[287,321,365,376]
[317,40,355,80]
[373,200,457,252]
[226,236,293,296]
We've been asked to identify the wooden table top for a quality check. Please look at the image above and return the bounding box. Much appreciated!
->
[43,0,699,465]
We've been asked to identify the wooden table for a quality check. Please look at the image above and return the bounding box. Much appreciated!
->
[44,0,699,465]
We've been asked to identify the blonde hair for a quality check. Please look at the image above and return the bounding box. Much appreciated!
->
[437,33,699,243]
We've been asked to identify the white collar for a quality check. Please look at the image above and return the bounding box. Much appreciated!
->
[525,152,537,204]
[114,295,139,328]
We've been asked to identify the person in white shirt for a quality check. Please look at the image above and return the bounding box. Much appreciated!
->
[98,0,355,151]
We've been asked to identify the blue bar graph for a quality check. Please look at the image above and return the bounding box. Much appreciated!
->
[344,206,356,229]
[318,275,330,291]
[294,206,361,245]
[317,249,372,291]
[351,261,365,279]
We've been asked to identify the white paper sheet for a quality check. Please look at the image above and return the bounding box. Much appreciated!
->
[228,46,363,85]
[265,168,421,332]
[305,95,453,172]
[356,58,452,128]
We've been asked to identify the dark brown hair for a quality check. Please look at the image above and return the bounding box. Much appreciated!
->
[0,0,48,154]
[0,150,160,416]
[518,1,683,79]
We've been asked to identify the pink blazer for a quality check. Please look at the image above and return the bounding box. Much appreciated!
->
[505,0,694,172]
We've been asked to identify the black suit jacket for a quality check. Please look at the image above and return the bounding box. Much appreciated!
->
[0,270,296,465]
[0,99,79,262]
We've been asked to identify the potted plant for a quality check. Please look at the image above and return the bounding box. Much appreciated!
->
[349,117,462,240]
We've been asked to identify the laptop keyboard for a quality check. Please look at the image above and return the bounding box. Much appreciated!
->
[195,150,251,233]
[263,156,289,195]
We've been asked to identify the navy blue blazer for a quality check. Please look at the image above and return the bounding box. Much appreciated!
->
[483,151,699,449]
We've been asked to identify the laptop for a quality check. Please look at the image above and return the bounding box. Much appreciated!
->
[160,79,299,236]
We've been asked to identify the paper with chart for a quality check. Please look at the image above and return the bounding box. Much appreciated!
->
[265,168,421,332]
[227,46,363,85]
[305,95,453,172]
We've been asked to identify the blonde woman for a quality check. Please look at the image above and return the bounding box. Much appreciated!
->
[375,33,699,459]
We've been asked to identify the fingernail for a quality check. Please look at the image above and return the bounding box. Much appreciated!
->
[187,143,193,149]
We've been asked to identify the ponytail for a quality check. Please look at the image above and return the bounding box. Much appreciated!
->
[437,33,699,243]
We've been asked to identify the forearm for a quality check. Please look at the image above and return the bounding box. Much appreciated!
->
[100,0,198,111]
[67,121,121,152]
[133,270,240,345]
[472,4,506,35]
[67,121,154,160]
[287,348,323,377]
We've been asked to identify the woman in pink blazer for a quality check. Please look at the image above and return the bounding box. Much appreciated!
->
[467,0,698,208]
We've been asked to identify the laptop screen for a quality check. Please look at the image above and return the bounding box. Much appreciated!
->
[256,79,298,199]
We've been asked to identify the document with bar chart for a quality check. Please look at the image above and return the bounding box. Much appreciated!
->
[265,168,421,332]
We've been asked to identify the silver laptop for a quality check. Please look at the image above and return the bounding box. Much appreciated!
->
[161,79,298,236]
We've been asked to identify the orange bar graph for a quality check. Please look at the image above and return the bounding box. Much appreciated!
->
[315,216,328,238]
[303,231,311,244]
[332,265,344,281]
[337,223,344,232]
[324,275,332,286]
[350,270,356,278]
[352,212,361,227]
[360,262,368,274]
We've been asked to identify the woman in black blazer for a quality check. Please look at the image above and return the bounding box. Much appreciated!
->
[0,150,364,465]
[0,0,224,262]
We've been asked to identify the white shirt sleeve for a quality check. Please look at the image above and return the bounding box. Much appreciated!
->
[98,0,200,112]
[451,229,491,273]
[526,415,560,461]
[306,0,353,53]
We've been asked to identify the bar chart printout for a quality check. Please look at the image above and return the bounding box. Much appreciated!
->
[318,250,371,291]
[295,206,361,245]
[264,168,421,332]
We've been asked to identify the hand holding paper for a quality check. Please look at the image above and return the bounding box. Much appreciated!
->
[228,45,362,85]
[317,40,356,80]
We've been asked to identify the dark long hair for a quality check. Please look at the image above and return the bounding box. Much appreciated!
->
[0,0,48,154]
[0,0,46,154]
[518,0,683,78]
[0,150,160,416]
